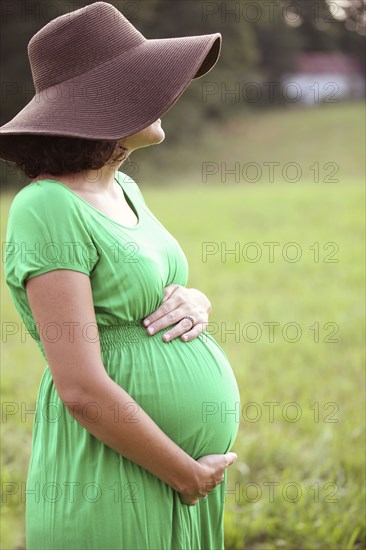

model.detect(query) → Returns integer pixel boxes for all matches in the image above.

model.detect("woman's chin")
[126,125,165,152]
[152,128,165,144]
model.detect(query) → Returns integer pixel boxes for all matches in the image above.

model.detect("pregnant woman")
[1,3,241,549]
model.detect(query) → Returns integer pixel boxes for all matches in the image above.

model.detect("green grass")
[1,102,365,549]
[131,101,365,187]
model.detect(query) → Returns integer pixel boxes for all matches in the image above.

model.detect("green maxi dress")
[4,170,241,550]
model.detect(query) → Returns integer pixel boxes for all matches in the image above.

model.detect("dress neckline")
[38,171,142,230]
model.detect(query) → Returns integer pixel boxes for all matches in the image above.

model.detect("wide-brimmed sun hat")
[0,1,222,162]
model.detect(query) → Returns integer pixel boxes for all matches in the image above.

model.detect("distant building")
[281,53,365,105]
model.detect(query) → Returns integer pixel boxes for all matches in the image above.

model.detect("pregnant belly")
[104,330,241,459]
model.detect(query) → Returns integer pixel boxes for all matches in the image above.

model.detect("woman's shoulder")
[9,179,79,214]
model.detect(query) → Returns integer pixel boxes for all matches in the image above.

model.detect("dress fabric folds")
[4,170,241,549]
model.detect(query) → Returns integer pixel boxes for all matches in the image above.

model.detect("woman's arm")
[25,269,199,495]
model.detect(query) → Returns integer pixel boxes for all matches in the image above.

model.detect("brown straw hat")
[0,1,222,162]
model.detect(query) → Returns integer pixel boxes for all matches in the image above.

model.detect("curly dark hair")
[4,134,128,179]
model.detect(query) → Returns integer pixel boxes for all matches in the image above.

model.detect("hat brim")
[0,33,221,162]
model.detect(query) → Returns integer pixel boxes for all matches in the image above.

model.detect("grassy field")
[1,102,365,549]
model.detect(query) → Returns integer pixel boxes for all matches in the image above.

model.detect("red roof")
[294,53,362,74]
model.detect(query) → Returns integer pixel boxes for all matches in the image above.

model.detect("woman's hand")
[143,284,212,342]
[178,452,238,506]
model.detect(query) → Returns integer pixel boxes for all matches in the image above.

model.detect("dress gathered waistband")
[33,319,179,360]
[97,320,177,351]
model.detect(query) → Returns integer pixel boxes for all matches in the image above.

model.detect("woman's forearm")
[62,374,199,494]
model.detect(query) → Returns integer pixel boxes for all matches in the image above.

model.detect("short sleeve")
[4,181,99,291]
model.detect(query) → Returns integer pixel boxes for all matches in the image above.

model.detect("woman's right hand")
[178,452,238,506]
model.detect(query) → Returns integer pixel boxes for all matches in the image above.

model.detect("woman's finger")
[161,284,180,303]
[179,321,206,342]
[144,308,191,336]
[161,317,202,342]
[143,286,182,327]
[225,452,238,466]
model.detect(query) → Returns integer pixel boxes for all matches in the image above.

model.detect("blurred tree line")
[0,0,364,157]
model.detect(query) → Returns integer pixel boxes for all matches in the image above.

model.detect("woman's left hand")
[143,284,212,342]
